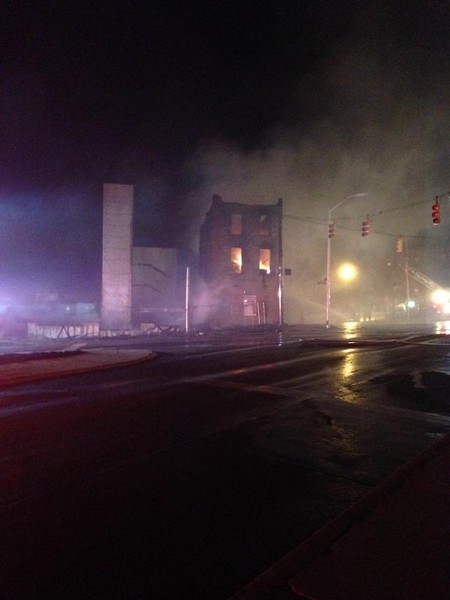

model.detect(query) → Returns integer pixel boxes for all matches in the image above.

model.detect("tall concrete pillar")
[101,183,134,330]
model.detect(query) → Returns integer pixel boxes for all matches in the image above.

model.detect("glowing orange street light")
[326,193,368,328]
[337,262,358,282]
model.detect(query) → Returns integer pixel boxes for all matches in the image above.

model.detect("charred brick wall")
[199,195,283,327]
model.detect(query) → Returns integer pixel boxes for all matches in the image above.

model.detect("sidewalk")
[231,433,450,599]
[0,347,156,388]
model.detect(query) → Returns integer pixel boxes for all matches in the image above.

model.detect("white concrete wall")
[132,247,177,312]
[101,183,134,329]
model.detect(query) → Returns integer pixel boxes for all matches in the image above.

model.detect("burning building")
[199,195,283,328]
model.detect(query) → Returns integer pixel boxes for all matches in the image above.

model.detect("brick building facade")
[199,195,283,327]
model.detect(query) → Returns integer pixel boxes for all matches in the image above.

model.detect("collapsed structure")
[101,187,284,331]
[1,185,285,337]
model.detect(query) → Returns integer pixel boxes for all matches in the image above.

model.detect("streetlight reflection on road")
[343,320,359,339]
[340,348,357,378]
[338,348,366,405]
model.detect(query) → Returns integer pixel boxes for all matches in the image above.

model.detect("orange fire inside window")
[259,248,271,273]
[231,247,242,273]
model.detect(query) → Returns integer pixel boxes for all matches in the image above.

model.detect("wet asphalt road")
[0,331,449,599]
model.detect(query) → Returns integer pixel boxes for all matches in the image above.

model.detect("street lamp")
[326,193,368,328]
[337,262,358,282]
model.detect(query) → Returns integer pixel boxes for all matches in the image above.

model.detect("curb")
[0,350,157,388]
[0,349,84,365]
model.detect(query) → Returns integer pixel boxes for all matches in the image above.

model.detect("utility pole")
[326,193,368,328]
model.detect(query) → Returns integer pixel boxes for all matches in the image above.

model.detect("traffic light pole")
[405,237,411,320]
[325,193,368,328]
[326,208,332,328]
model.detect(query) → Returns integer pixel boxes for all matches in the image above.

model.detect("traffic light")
[432,198,440,224]
[396,236,403,253]
[361,220,370,237]
[328,222,336,238]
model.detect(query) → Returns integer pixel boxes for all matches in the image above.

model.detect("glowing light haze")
[1,1,449,323]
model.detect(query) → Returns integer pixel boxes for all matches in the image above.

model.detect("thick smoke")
[181,3,450,323]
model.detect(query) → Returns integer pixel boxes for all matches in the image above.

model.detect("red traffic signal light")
[396,236,403,253]
[361,220,370,237]
[328,223,336,238]
[432,199,440,224]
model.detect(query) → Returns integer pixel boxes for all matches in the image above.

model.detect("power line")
[285,189,450,232]
[367,190,450,218]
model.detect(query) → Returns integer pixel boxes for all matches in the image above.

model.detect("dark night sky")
[1,1,450,305]
[1,1,354,186]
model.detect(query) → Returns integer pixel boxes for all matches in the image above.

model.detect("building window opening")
[259,214,270,235]
[231,213,242,235]
[231,247,242,273]
[259,248,271,274]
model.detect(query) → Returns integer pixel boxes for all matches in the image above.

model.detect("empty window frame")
[231,213,242,235]
[259,214,270,235]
